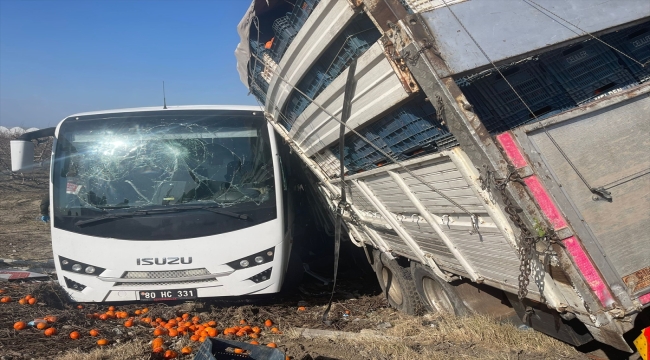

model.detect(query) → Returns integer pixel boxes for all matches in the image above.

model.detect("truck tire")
[372,251,422,315]
[410,261,469,316]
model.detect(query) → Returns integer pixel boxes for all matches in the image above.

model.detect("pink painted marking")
[496,132,528,168]
[640,292,650,305]
[563,236,615,307]
[523,176,568,229]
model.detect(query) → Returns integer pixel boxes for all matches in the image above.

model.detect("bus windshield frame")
[52,109,277,240]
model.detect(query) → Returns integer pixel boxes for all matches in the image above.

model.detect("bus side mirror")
[10,140,35,172]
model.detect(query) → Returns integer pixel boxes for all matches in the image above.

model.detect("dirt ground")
[0,134,588,360]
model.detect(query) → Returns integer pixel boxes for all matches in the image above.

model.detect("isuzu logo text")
[136,257,192,265]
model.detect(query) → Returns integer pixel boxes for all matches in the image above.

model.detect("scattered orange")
[168,328,179,337]
[36,322,48,330]
[18,298,27,305]
[13,321,27,330]
[252,326,261,334]
[152,337,164,352]
[99,314,109,321]
[182,313,190,320]
[141,307,149,313]
[153,328,166,336]
[267,342,277,348]
[163,349,178,359]
[250,340,260,345]
[271,327,281,334]
[344,310,351,315]
[239,319,247,325]
[250,333,259,339]
[141,317,152,323]
[207,328,217,337]
[207,320,217,327]
[298,306,306,311]
[28,298,37,305]
[69,331,80,340]
[167,319,177,326]
[190,334,200,342]
[108,306,115,311]
[44,327,57,336]
[89,329,99,337]
[1,296,12,303]
[264,319,273,327]
[234,348,244,354]
[199,330,208,337]
[124,320,134,328]
[175,316,182,322]
[44,315,57,323]
[76,304,84,309]
[134,309,142,315]
[105,310,116,318]
[192,316,201,323]
[24,295,33,300]
[181,346,192,355]
[97,338,109,346]
[0,289,4,294]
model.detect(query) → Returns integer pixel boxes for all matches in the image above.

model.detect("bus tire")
[373,251,422,315]
[411,261,469,316]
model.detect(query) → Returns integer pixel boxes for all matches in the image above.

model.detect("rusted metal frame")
[361,0,410,33]
[386,170,481,282]
[395,19,608,314]
[509,92,650,312]
[354,178,452,280]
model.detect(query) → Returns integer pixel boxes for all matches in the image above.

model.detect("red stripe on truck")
[522,176,568,230]
[496,132,528,168]
[564,236,615,307]
[640,292,650,305]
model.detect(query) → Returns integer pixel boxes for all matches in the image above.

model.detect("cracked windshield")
[52,111,276,240]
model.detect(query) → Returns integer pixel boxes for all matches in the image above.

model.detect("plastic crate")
[367,102,450,155]
[602,22,650,83]
[460,60,575,133]
[540,39,637,103]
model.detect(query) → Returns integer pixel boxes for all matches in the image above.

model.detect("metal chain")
[480,165,561,300]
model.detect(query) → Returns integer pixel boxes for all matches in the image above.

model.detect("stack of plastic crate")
[289,0,320,28]
[539,39,637,104]
[330,130,393,174]
[602,21,650,84]
[271,15,299,62]
[248,41,270,103]
[459,59,575,134]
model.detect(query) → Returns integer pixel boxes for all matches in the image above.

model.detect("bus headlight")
[59,256,105,276]
[227,247,275,270]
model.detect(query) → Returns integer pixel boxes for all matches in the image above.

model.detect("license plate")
[139,289,197,301]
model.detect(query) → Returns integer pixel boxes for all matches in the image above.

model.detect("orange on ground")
[69,331,80,340]
[207,320,217,327]
[99,314,109,321]
[298,306,306,311]
[249,333,259,339]
[192,316,201,323]
[182,313,190,320]
[141,317,151,323]
[89,329,99,337]
[36,322,48,330]
[199,330,208,337]
[239,319,247,325]
[152,337,164,352]
[267,342,277,348]
[190,334,200,342]
[168,328,179,337]
[108,306,115,311]
[264,319,273,327]
[252,326,261,334]
[142,307,149,313]
[153,328,166,336]
[134,309,142,315]
[164,349,178,359]
[24,295,33,300]
[18,298,27,305]
[97,339,109,346]
[13,321,27,330]
[124,320,134,327]
[44,328,57,336]
[0,296,11,303]
[181,346,192,355]
[105,311,116,318]
[44,315,57,323]
[175,316,182,322]
[234,348,244,354]
[167,319,177,326]
[199,336,207,342]
[207,328,217,337]
[271,327,281,334]
[250,340,260,345]
[77,304,84,309]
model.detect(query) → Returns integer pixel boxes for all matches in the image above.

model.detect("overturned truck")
[236,0,650,354]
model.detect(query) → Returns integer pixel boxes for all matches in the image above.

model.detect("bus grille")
[121,268,210,279]
[114,279,216,287]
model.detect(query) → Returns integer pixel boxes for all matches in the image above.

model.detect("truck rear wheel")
[372,251,422,315]
[411,262,469,316]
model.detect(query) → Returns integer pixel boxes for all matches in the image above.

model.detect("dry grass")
[60,340,149,360]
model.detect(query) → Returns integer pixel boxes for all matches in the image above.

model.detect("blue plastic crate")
[540,39,637,103]
[602,22,650,83]
[462,60,575,133]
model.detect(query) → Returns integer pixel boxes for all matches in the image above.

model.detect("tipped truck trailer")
[236,0,650,354]
[11,106,304,302]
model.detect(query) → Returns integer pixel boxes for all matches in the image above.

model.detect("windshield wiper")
[75,205,249,227]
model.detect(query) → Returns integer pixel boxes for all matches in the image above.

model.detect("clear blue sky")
[0,0,257,128]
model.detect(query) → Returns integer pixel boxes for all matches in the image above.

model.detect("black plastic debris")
[194,338,286,360]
